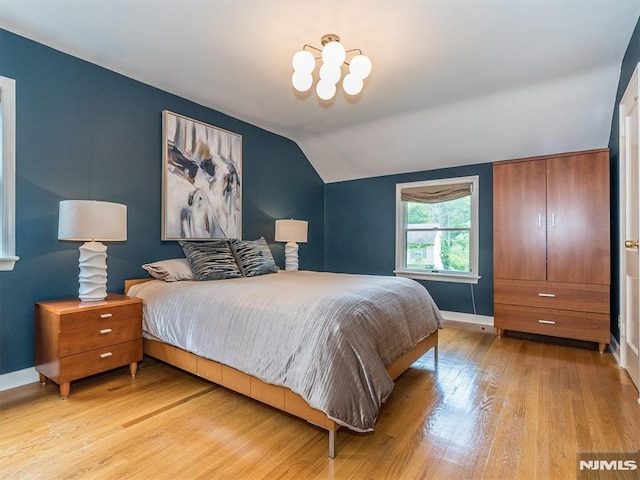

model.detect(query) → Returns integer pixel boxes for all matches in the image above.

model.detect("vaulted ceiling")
[1,1,638,183]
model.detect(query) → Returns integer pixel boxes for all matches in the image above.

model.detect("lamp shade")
[343,73,364,95]
[292,71,313,92]
[275,219,308,243]
[349,54,372,79]
[321,41,346,67]
[58,200,127,241]
[292,50,315,73]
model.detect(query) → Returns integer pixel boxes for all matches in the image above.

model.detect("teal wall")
[324,163,494,316]
[0,29,325,374]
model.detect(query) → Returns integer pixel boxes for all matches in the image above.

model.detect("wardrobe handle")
[551,213,556,227]
[537,214,542,227]
[538,293,556,298]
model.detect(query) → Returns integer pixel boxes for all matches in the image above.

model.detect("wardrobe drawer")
[494,304,610,343]
[494,279,609,314]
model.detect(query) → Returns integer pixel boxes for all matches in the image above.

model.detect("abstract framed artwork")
[162,111,242,240]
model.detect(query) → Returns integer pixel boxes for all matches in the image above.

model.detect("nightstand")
[35,293,143,399]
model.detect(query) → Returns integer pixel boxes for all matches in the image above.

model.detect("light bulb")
[319,63,341,85]
[292,50,315,73]
[316,80,336,100]
[292,71,313,92]
[342,73,364,96]
[349,54,372,79]
[321,41,346,67]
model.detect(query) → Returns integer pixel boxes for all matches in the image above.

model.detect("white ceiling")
[1,1,638,183]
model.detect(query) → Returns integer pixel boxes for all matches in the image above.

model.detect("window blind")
[400,182,472,204]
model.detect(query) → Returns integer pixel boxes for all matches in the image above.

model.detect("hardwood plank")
[1,326,639,479]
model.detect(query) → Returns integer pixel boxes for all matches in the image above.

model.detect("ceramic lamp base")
[284,241,300,271]
[78,241,108,302]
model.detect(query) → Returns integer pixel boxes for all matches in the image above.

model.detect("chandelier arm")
[343,49,365,67]
[301,46,365,64]
[303,44,323,54]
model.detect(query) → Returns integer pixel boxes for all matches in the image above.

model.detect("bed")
[126,269,443,457]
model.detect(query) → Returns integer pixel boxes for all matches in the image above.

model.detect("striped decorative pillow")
[179,240,242,281]
[230,237,278,277]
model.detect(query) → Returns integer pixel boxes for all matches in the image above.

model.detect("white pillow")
[142,258,194,282]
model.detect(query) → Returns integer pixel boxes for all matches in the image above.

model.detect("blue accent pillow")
[230,237,278,277]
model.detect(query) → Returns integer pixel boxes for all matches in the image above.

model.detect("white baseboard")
[0,367,39,392]
[609,333,621,365]
[441,310,494,327]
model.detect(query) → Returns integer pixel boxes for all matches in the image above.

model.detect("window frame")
[0,75,18,271]
[394,175,480,284]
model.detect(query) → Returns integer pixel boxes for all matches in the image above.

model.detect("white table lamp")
[275,219,308,271]
[58,200,127,302]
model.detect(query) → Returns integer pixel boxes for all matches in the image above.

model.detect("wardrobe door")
[493,160,547,280]
[546,152,610,284]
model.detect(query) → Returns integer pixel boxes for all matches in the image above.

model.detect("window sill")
[394,269,480,284]
[0,256,19,271]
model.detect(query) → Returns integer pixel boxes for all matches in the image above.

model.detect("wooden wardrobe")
[493,148,611,352]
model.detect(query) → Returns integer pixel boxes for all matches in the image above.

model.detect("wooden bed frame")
[125,278,438,458]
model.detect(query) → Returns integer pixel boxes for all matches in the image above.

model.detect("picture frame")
[162,110,242,240]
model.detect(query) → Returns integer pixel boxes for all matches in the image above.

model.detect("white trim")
[0,75,18,271]
[395,175,479,284]
[441,310,494,326]
[395,270,480,284]
[0,256,19,271]
[0,367,39,392]
[610,332,621,365]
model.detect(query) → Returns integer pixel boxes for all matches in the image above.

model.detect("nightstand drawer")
[494,279,609,313]
[59,339,142,382]
[494,304,609,343]
[59,317,142,356]
[59,303,142,331]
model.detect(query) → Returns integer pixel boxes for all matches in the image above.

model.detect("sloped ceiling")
[1,0,638,183]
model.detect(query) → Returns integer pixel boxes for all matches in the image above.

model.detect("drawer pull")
[538,293,556,298]
[100,313,113,319]
[100,352,113,359]
[538,320,556,325]
[99,328,112,335]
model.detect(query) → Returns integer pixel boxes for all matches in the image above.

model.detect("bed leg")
[434,343,439,370]
[328,429,336,458]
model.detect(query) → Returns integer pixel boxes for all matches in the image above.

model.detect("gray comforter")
[129,270,443,431]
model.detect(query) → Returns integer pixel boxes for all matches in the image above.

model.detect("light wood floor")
[1,325,639,479]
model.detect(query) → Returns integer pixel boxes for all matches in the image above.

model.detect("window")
[0,75,18,271]
[395,176,479,283]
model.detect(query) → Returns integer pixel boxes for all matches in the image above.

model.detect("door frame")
[618,61,640,403]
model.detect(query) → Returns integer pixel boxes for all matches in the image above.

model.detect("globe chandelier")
[292,34,372,101]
